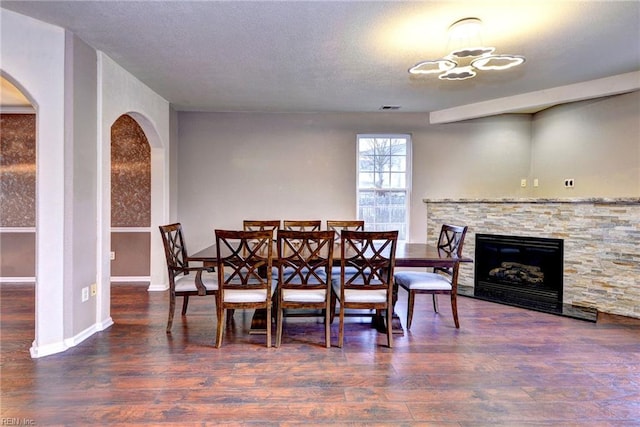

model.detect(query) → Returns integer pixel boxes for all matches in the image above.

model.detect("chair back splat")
[275,230,335,347]
[330,230,398,348]
[394,224,468,330]
[159,223,218,333]
[243,220,281,233]
[214,229,275,348]
[283,220,322,232]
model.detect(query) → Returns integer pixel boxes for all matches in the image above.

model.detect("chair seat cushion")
[175,272,218,292]
[394,271,452,291]
[331,281,387,303]
[223,288,269,303]
[223,279,276,303]
[282,288,327,302]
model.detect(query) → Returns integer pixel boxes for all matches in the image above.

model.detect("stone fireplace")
[424,198,640,320]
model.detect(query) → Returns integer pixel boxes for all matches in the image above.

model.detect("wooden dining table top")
[189,241,473,268]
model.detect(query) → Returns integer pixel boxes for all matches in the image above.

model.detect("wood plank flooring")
[1,283,639,426]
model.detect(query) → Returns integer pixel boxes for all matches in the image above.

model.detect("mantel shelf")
[423,198,640,205]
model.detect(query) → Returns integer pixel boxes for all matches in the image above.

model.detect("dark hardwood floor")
[1,283,639,426]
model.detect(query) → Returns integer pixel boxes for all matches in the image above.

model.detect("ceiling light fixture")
[408,18,525,81]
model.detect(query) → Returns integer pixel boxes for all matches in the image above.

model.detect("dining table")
[189,241,473,335]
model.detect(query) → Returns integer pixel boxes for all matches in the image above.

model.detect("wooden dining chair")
[283,220,322,231]
[394,224,468,329]
[159,223,218,333]
[214,229,275,348]
[243,220,280,257]
[275,230,335,347]
[330,230,398,348]
[326,220,364,238]
[326,220,365,279]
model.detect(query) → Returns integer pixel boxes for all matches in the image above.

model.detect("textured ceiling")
[2,1,639,114]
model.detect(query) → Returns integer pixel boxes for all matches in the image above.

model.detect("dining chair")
[330,230,398,348]
[326,220,364,238]
[243,220,280,257]
[394,224,468,329]
[159,223,218,333]
[283,220,322,231]
[326,220,365,279]
[275,230,335,347]
[214,229,275,348]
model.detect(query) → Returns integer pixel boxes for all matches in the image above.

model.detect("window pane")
[390,155,406,172]
[389,173,405,187]
[359,138,375,153]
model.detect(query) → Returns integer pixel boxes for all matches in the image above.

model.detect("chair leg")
[325,306,331,348]
[276,305,283,347]
[266,304,272,348]
[166,292,176,333]
[181,295,189,315]
[338,304,345,348]
[432,294,439,312]
[215,304,225,348]
[386,308,393,348]
[451,292,460,329]
[406,290,415,330]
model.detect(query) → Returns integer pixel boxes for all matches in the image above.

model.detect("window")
[357,134,411,240]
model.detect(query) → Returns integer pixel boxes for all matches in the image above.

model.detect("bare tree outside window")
[357,135,411,240]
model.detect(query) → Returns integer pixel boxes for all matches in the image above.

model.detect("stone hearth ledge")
[423,197,640,205]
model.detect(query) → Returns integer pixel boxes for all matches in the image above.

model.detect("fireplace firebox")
[474,234,564,313]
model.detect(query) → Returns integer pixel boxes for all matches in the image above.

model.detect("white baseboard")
[30,339,68,358]
[110,276,150,283]
[0,277,35,283]
[30,317,114,359]
[147,282,169,292]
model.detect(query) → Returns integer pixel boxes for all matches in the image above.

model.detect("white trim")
[29,317,114,358]
[148,282,169,292]
[63,324,100,348]
[111,227,151,233]
[0,277,35,283]
[97,316,114,331]
[30,339,68,359]
[0,106,35,114]
[0,227,36,233]
[110,275,150,283]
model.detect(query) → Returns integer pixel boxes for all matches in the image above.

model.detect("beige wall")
[177,91,638,252]
[176,112,533,251]
[531,91,640,198]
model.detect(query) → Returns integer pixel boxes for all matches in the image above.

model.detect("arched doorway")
[110,115,151,284]
[97,109,169,330]
[0,74,38,354]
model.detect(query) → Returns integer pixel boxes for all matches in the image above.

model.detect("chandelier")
[408,18,525,81]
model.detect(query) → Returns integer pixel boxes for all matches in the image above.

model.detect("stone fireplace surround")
[424,198,639,320]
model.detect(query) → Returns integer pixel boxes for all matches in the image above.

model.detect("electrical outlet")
[82,287,89,302]
[520,179,527,188]
[533,178,539,187]
[90,283,97,297]
[110,251,116,260]
[564,178,575,188]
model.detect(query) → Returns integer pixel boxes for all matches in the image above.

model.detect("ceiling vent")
[379,105,401,110]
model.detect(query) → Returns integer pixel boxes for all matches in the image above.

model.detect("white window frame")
[356,134,412,240]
